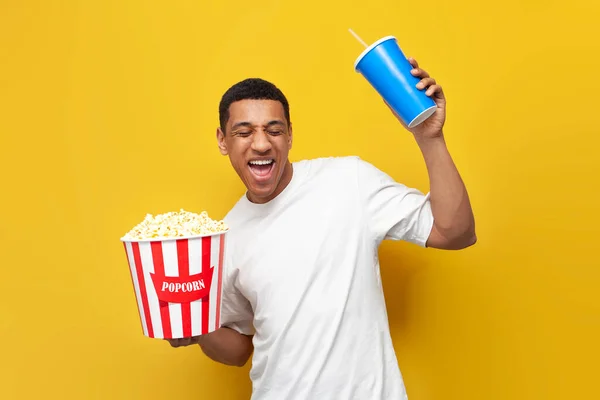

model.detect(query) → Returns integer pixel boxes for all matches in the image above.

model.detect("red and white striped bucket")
[121,231,227,339]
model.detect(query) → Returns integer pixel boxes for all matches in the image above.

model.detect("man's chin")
[245,183,278,204]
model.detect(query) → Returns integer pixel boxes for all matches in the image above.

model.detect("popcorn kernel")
[122,209,228,240]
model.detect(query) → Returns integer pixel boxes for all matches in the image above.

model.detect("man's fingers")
[410,67,430,79]
[416,77,436,90]
[425,84,444,98]
[407,57,419,69]
[166,336,201,348]
[167,338,186,348]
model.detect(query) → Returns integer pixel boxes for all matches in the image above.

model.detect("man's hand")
[164,327,254,367]
[385,57,447,140]
[166,336,203,348]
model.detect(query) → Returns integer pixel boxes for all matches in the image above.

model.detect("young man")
[168,58,477,399]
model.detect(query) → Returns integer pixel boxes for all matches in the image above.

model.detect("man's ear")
[216,127,228,155]
[287,123,293,150]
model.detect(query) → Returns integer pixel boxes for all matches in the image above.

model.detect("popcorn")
[122,209,228,240]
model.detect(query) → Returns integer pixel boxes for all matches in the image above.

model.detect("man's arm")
[389,57,476,250]
[167,327,253,367]
[198,327,253,367]
[417,135,477,250]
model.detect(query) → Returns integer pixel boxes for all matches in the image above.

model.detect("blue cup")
[354,36,437,128]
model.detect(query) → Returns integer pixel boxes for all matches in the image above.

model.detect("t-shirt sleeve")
[357,157,434,247]
[219,257,255,335]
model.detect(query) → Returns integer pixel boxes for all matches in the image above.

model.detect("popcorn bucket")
[121,231,227,339]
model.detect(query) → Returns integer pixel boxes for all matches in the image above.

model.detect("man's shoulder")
[222,194,247,225]
[298,156,389,186]
[297,155,361,165]
[294,155,362,175]
[301,156,407,197]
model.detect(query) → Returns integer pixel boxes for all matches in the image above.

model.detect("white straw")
[348,28,368,48]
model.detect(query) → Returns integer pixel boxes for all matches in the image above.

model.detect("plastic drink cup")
[354,36,437,128]
[121,231,227,339]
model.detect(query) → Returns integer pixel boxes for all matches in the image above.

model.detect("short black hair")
[218,78,290,132]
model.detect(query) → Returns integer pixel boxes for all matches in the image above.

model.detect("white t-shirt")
[220,156,434,400]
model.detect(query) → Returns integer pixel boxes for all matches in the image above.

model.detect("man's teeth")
[249,160,274,166]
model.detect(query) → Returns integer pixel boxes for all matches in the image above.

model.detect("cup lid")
[354,35,397,71]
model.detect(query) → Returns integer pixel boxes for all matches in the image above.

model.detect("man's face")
[217,99,293,204]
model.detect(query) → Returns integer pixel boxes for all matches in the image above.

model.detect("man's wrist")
[414,132,447,153]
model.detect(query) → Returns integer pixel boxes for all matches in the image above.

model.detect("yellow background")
[1,0,599,399]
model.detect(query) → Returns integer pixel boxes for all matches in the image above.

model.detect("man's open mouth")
[248,159,275,180]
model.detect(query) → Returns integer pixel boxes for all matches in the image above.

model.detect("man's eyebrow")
[231,121,253,130]
[231,120,286,130]
[265,120,286,127]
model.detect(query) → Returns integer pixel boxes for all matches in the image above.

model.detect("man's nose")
[251,130,272,153]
